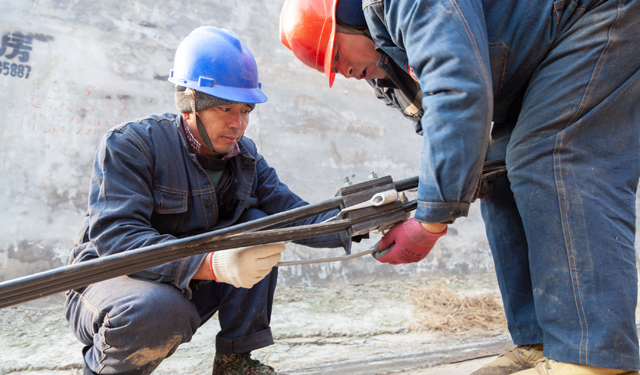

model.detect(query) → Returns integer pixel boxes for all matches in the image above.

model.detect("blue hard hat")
[169,26,267,103]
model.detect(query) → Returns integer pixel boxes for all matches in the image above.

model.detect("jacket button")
[203,197,213,206]
[452,209,462,216]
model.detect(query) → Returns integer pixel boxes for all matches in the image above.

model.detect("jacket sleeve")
[365,0,493,223]
[252,151,349,250]
[86,125,204,295]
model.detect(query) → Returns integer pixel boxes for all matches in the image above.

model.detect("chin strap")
[186,88,218,154]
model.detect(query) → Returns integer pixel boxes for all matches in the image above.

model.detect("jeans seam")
[554,96,589,365]
[97,314,113,373]
[564,0,621,129]
[175,258,187,290]
[553,1,563,26]
[194,162,211,230]
[448,0,489,84]
[489,42,509,93]
[77,292,103,318]
[553,0,624,364]
[119,127,152,164]
[76,291,109,373]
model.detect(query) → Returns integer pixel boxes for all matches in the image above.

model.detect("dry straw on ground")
[408,281,507,334]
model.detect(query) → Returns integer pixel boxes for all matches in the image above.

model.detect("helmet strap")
[186,88,218,154]
[196,115,218,154]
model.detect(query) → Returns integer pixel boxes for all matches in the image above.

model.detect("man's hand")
[211,243,286,288]
[373,219,447,264]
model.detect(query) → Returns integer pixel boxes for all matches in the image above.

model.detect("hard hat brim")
[324,17,337,88]
[169,76,268,104]
[279,0,338,88]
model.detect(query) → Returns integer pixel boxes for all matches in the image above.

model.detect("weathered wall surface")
[0,1,637,291]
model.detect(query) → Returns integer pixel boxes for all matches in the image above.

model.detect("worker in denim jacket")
[280,0,640,373]
[66,26,349,375]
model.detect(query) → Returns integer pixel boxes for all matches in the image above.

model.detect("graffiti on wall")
[1,29,135,136]
[28,79,130,135]
[0,32,32,79]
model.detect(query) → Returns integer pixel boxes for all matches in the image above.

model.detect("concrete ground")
[4,271,638,375]
[0,272,515,375]
[397,357,496,375]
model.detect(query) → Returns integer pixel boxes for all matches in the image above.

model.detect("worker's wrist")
[420,222,447,234]
[208,252,218,282]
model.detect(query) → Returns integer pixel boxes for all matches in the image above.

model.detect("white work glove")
[211,243,285,289]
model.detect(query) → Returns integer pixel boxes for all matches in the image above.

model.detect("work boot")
[471,344,544,375]
[513,358,640,375]
[212,352,277,375]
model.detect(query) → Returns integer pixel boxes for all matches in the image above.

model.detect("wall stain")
[32,33,54,42]
[138,21,157,28]
[7,241,52,262]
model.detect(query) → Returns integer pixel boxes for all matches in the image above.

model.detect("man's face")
[332,32,387,81]
[186,103,252,158]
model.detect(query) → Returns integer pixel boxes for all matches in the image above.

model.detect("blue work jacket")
[69,113,345,297]
[363,0,601,223]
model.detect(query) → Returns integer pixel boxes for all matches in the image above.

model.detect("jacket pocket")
[488,42,509,95]
[152,188,188,235]
[153,188,188,214]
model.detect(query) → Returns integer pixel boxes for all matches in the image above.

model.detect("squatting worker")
[65,26,351,375]
[280,0,640,374]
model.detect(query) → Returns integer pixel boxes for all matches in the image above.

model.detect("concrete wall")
[0,1,637,290]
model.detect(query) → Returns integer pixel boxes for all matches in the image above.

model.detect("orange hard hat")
[280,0,338,87]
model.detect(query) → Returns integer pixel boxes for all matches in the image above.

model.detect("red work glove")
[373,218,447,264]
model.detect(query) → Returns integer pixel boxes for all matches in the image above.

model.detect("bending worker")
[66,26,349,375]
[280,0,640,374]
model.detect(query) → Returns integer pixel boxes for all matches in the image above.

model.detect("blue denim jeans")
[65,209,279,375]
[482,0,640,370]
[65,270,277,375]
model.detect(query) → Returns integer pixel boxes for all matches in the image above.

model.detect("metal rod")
[0,198,343,308]
[276,249,376,266]
[0,221,345,309]
[0,201,414,309]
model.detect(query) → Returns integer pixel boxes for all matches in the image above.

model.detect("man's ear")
[182,112,191,121]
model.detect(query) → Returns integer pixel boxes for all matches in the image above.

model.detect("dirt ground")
[0,272,517,375]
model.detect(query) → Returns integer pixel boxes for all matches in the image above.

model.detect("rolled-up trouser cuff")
[215,327,274,354]
[82,346,98,375]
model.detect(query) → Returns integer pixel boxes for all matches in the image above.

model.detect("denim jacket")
[363,0,602,223]
[69,113,346,298]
